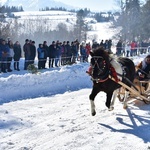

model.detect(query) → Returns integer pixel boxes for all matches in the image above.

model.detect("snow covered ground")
[0,54,150,150]
[1,9,150,150]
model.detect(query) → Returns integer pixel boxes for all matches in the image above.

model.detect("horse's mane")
[90,46,112,63]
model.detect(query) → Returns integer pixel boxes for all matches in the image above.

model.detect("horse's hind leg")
[123,90,129,109]
[89,87,99,116]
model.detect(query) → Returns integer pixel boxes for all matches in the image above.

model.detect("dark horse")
[88,47,135,116]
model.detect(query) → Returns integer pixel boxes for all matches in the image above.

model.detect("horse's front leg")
[90,100,96,116]
[109,89,119,111]
[89,86,99,116]
[105,92,113,110]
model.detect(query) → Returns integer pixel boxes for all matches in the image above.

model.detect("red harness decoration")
[86,65,119,83]
[110,65,119,82]
[86,66,92,76]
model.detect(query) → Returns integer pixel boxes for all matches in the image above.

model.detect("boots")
[14,62,17,70]
[14,62,20,71]
[17,62,20,71]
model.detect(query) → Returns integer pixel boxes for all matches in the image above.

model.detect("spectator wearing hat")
[23,39,31,70]
[136,55,150,80]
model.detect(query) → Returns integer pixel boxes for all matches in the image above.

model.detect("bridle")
[91,56,104,74]
[91,56,110,82]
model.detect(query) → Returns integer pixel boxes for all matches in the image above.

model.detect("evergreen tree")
[140,0,150,39]
[75,9,87,42]
[113,0,141,41]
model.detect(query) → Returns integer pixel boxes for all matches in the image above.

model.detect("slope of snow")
[0,55,150,150]
[0,61,91,104]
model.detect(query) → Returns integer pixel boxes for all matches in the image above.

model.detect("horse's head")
[90,47,110,81]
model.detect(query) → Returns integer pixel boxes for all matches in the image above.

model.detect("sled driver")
[136,55,150,80]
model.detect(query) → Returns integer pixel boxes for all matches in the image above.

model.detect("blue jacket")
[37,47,44,59]
[0,43,9,58]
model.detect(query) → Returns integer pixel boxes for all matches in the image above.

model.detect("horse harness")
[90,56,127,83]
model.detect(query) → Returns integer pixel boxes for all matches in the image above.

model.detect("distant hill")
[1,0,77,11]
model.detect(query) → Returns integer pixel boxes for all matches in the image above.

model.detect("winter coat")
[55,44,61,57]
[30,45,36,60]
[116,41,122,55]
[71,45,77,55]
[23,43,31,58]
[66,44,72,56]
[137,58,150,78]
[80,47,87,56]
[0,43,9,58]
[37,47,44,59]
[43,44,48,58]
[49,44,56,58]
[7,48,14,57]
[13,43,22,61]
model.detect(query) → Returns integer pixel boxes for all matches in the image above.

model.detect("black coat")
[30,45,36,60]
[49,44,56,58]
[13,44,22,61]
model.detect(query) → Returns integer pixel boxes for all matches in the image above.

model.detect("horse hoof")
[123,105,128,109]
[108,106,114,111]
[91,111,96,116]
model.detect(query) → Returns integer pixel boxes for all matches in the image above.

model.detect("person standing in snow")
[116,39,122,56]
[37,44,45,69]
[7,40,14,72]
[13,41,22,71]
[48,41,56,68]
[30,41,36,65]
[23,39,31,70]
[0,39,9,73]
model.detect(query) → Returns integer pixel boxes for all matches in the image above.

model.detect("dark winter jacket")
[13,43,22,61]
[49,44,56,58]
[0,43,9,58]
[30,44,36,60]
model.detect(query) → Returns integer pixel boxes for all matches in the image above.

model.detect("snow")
[0,54,150,150]
[1,9,150,150]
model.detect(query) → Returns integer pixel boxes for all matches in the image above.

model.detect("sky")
[57,0,119,11]
[0,0,146,12]
[57,0,146,11]
[0,10,150,150]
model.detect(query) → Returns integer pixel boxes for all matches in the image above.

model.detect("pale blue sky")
[57,0,145,11]
[57,0,121,11]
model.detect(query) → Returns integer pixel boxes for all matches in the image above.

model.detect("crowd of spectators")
[0,38,92,73]
[116,40,150,57]
[1,37,150,74]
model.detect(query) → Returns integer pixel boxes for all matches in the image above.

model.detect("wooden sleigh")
[109,76,150,104]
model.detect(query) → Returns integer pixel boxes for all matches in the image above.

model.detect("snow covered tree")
[113,0,141,41]
[75,9,88,42]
